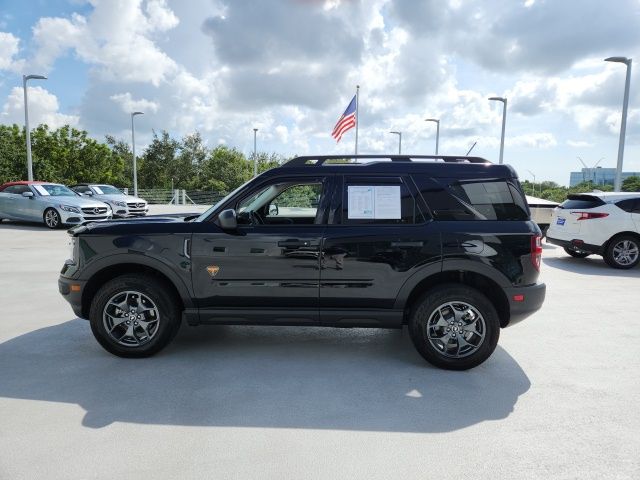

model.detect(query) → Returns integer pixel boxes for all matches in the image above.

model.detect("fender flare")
[393,259,511,309]
[79,253,195,309]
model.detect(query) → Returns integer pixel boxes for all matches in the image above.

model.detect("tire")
[408,284,500,370]
[43,208,61,229]
[603,235,640,269]
[563,247,590,258]
[89,274,182,357]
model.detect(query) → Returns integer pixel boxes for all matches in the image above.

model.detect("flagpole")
[355,85,359,155]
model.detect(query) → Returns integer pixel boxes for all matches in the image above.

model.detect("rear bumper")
[546,236,603,255]
[504,282,546,326]
[58,275,87,319]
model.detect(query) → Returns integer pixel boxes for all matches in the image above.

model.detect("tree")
[622,176,640,192]
[178,132,208,189]
[0,124,26,182]
[137,130,181,189]
[200,146,251,192]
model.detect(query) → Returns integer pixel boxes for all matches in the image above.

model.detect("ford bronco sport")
[59,155,546,370]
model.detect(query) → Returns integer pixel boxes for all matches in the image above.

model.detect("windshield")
[33,184,77,197]
[195,178,255,222]
[94,185,122,195]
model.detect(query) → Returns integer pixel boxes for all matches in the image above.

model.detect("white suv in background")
[547,192,640,269]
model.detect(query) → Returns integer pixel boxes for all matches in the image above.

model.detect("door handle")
[391,241,423,247]
[278,239,310,248]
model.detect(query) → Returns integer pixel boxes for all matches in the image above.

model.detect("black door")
[319,175,441,326]
[191,175,331,324]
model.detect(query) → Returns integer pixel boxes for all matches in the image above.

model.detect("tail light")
[572,211,609,220]
[531,235,542,271]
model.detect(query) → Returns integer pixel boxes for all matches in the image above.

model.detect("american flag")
[331,95,357,142]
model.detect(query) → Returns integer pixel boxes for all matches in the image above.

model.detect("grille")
[81,207,108,215]
[127,202,146,209]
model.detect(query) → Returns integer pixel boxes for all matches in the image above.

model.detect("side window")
[74,186,90,194]
[341,176,421,225]
[4,185,28,195]
[616,199,640,213]
[414,175,528,221]
[236,179,325,226]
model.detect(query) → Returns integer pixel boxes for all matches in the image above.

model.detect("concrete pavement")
[0,211,638,479]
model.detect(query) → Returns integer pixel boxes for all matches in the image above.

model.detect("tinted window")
[616,199,636,213]
[341,176,422,225]
[3,185,29,195]
[559,195,605,210]
[414,176,528,221]
[236,179,325,226]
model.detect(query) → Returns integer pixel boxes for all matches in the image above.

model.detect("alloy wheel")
[612,240,639,266]
[426,301,486,358]
[45,209,60,228]
[102,290,160,347]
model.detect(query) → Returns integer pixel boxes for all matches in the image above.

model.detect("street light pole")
[424,118,440,155]
[489,96,507,164]
[390,131,402,154]
[526,169,536,197]
[23,74,47,181]
[253,128,258,177]
[131,111,144,197]
[605,56,632,192]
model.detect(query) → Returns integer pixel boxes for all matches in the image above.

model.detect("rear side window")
[559,195,605,210]
[616,199,640,213]
[414,176,529,221]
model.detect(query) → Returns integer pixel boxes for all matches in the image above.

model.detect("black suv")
[59,155,545,370]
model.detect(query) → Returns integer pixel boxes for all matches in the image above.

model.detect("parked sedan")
[0,181,112,229]
[71,184,148,217]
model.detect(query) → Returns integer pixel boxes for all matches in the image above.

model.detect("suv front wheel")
[89,274,182,357]
[409,284,500,370]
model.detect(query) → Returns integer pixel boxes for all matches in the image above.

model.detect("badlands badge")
[206,265,220,277]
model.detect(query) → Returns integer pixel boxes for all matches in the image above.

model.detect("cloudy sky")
[1,0,640,185]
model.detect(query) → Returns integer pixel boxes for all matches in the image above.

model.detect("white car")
[71,184,149,217]
[547,192,640,269]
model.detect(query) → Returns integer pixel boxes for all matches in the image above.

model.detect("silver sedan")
[0,182,112,229]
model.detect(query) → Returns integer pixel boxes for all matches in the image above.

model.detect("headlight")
[60,204,81,213]
[112,200,127,207]
[68,237,78,262]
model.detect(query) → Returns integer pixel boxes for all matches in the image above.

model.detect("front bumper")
[504,282,546,326]
[58,273,87,319]
[60,209,112,226]
[546,236,603,255]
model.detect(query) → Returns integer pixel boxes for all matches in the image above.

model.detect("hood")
[41,195,109,209]
[69,213,205,236]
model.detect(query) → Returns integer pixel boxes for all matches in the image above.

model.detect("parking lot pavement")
[0,215,638,480]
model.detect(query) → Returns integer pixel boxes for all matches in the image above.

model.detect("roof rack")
[282,154,491,168]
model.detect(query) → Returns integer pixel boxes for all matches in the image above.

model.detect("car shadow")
[0,220,52,231]
[0,320,530,432]
[543,255,640,277]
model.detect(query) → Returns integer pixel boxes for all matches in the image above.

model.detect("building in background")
[569,167,640,187]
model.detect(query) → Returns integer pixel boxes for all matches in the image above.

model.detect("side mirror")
[218,209,238,231]
[22,192,34,198]
[86,191,93,195]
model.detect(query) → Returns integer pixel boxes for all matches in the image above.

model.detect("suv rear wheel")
[563,247,590,258]
[409,284,500,370]
[89,274,181,357]
[604,235,640,269]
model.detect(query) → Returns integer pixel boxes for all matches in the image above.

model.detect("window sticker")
[373,185,401,219]
[348,186,374,218]
[348,185,401,219]
[33,185,50,196]
[92,186,104,195]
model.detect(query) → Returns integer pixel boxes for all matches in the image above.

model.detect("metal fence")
[119,188,228,205]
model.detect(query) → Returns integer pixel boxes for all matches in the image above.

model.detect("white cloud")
[110,92,159,114]
[1,86,79,129]
[0,31,24,72]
